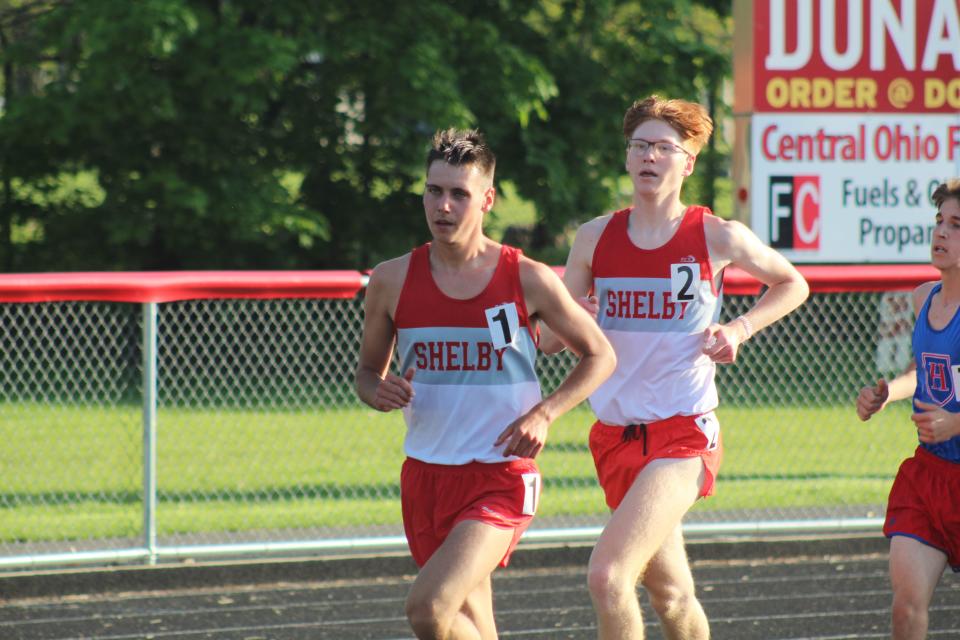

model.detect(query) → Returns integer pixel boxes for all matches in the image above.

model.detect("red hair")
[622,95,713,154]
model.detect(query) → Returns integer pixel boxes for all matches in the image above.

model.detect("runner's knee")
[405,592,449,638]
[587,560,638,606]
[646,580,696,620]
[891,592,928,635]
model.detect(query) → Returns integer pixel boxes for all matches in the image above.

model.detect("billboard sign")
[739,0,960,263]
[754,0,960,113]
[752,113,960,262]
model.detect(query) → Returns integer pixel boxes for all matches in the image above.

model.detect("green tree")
[287,1,561,268]
[491,1,732,262]
[0,0,731,271]
[1,1,331,270]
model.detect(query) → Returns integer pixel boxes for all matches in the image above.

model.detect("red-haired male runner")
[541,96,809,639]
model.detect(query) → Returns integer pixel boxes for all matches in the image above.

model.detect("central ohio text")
[762,124,960,162]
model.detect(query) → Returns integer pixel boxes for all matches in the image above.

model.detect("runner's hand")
[577,295,600,319]
[912,399,960,443]
[494,406,549,459]
[856,379,888,421]
[373,368,415,411]
[701,323,742,364]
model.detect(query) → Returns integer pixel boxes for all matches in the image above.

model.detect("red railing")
[0,264,939,303]
[0,271,366,303]
[722,264,939,295]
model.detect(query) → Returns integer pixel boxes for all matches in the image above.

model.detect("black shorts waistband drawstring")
[621,423,648,455]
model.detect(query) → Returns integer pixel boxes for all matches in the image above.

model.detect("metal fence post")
[142,302,159,565]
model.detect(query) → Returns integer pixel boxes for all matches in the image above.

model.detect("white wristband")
[736,315,753,340]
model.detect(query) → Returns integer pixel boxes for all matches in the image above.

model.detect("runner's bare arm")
[539,217,608,354]
[355,258,415,411]
[857,281,930,420]
[495,259,615,458]
[701,217,809,363]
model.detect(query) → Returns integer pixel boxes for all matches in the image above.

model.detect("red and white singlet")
[589,206,722,424]
[394,243,542,464]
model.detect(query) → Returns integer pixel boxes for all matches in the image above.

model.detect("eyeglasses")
[626,138,692,158]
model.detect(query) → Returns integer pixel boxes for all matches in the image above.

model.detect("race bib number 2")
[670,263,700,302]
[485,302,520,349]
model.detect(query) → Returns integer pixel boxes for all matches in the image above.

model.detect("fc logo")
[769,176,820,250]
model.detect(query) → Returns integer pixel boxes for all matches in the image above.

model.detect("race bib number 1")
[485,302,520,350]
[521,472,541,515]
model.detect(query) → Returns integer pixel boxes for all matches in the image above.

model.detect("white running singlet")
[588,206,722,424]
[394,243,542,464]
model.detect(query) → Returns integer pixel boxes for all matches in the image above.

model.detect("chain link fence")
[0,268,934,569]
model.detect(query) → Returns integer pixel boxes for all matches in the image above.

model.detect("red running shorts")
[884,446,960,572]
[589,412,723,511]
[400,457,540,568]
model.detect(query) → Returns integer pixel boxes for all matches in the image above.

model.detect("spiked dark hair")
[426,128,496,178]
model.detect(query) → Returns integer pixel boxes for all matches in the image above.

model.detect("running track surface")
[1,535,958,639]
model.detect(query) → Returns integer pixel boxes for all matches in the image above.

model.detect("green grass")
[0,401,916,543]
